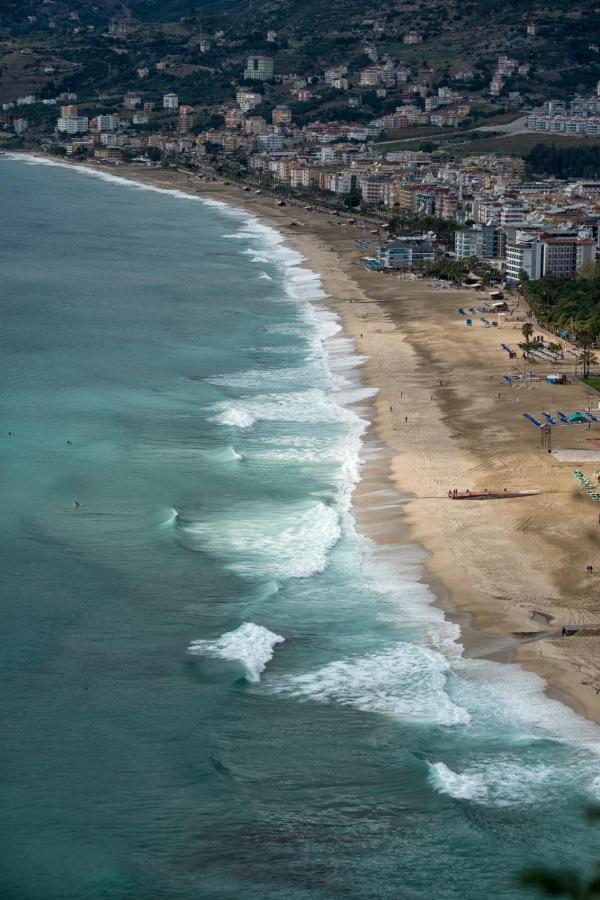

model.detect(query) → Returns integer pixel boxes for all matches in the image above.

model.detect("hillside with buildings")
[1,0,599,306]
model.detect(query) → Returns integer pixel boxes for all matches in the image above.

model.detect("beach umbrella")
[569,412,586,423]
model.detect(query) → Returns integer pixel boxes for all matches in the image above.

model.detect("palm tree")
[521,322,534,356]
[577,349,598,380]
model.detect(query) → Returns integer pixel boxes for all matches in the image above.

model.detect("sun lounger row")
[480,317,491,327]
[574,470,600,501]
[523,410,599,428]
[523,413,543,428]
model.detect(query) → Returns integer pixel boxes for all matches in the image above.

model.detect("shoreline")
[9,152,600,725]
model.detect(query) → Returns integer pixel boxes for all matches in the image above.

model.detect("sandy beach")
[25,156,600,723]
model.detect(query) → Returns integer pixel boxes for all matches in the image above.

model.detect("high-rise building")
[455,224,503,260]
[505,233,596,281]
[178,105,194,132]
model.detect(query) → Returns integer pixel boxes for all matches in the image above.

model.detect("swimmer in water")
[73,500,80,508]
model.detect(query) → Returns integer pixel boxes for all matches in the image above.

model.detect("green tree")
[146,146,162,162]
[522,322,534,355]
[578,261,600,280]
[577,349,598,380]
[343,189,362,209]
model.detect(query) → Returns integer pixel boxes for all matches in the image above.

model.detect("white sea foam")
[7,153,211,204]
[453,657,600,750]
[208,365,323,391]
[428,762,487,802]
[270,643,471,727]
[208,446,243,462]
[211,388,357,429]
[428,759,563,807]
[160,508,179,529]
[264,324,304,337]
[188,622,284,683]
[177,500,341,579]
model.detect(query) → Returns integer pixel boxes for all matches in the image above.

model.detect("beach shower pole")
[541,424,551,452]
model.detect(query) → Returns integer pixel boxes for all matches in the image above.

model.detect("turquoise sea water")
[1,154,600,900]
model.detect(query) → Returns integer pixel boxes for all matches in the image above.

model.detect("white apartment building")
[94,114,120,132]
[163,93,179,110]
[56,116,89,134]
[290,167,312,189]
[505,242,539,281]
[259,132,285,150]
[500,205,527,227]
[506,234,596,281]
[359,67,381,86]
[360,176,389,204]
[455,229,483,259]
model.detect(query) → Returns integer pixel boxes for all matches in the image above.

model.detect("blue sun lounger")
[543,412,557,426]
[558,411,571,425]
[584,411,599,423]
[523,413,543,428]
[458,308,465,315]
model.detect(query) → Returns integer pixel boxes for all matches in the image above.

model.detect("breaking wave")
[188,623,284,683]
[269,643,471,727]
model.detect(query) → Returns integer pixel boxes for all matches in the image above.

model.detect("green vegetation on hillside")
[522,273,600,337]
[525,143,600,179]
[2,0,600,112]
